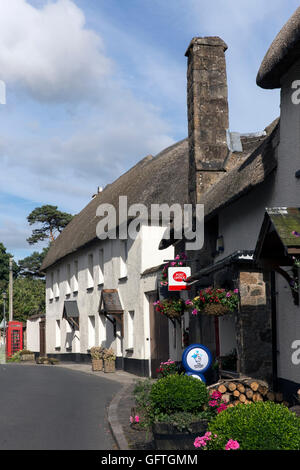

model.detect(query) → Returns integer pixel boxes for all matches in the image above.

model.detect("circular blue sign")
[185,372,206,383]
[182,343,212,374]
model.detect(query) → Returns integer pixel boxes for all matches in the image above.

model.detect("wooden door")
[148,293,169,377]
[39,319,46,356]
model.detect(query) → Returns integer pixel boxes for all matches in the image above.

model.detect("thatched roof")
[257,7,300,89]
[202,119,279,217]
[41,116,278,271]
[41,139,190,270]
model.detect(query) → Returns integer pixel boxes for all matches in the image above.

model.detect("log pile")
[208,378,289,407]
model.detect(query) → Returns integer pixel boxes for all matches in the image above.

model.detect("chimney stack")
[185,37,229,204]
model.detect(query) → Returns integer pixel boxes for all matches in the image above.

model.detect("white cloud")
[0,0,112,102]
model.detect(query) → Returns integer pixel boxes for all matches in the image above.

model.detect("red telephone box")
[6,321,23,358]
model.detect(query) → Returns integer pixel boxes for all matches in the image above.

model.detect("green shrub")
[149,373,209,415]
[208,401,300,450]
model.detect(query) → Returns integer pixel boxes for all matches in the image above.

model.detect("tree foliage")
[0,242,19,292]
[27,205,73,245]
[18,246,50,278]
[6,277,45,323]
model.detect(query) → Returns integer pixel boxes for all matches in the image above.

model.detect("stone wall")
[185,37,229,205]
[237,270,273,383]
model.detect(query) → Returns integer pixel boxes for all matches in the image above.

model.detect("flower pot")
[152,420,208,450]
[92,358,103,371]
[20,354,35,362]
[104,359,115,373]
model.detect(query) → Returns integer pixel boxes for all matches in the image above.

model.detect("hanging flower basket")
[159,253,188,289]
[201,303,231,317]
[153,298,185,320]
[185,287,239,317]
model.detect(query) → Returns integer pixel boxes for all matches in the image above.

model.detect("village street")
[0,364,119,450]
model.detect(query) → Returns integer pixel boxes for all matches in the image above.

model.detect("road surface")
[0,363,120,450]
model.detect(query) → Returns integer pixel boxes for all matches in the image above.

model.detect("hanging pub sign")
[168,266,191,291]
[182,343,212,381]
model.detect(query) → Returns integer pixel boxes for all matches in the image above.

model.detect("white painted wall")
[26,317,41,352]
[44,224,174,372]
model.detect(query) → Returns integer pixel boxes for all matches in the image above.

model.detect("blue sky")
[0,0,299,260]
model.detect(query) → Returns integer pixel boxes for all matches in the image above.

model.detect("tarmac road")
[0,363,119,450]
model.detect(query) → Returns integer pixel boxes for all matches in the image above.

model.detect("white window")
[55,320,61,348]
[65,320,73,350]
[98,249,104,285]
[88,315,96,349]
[87,254,94,289]
[54,269,60,298]
[120,240,128,278]
[66,264,71,295]
[49,272,54,300]
[73,260,78,292]
[127,311,134,349]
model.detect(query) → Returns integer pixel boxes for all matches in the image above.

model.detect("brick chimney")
[185,37,229,205]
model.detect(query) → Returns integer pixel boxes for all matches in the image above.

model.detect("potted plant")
[133,373,220,450]
[19,349,35,362]
[153,298,185,321]
[90,346,104,371]
[103,348,116,373]
[185,287,239,317]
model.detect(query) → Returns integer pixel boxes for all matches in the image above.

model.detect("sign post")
[168,266,191,291]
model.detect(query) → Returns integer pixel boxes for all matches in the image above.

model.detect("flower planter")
[152,420,208,450]
[104,360,115,373]
[202,304,231,316]
[92,358,103,371]
[20,353,35,362]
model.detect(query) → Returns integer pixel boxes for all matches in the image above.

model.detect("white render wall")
[26,317,41,352]
[45,224,174,369]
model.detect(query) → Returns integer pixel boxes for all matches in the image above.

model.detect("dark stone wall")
[237,270,273,383]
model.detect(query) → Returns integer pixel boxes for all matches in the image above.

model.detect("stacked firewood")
[208,378,289,407]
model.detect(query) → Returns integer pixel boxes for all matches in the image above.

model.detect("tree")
[8,277,45,323]
[27,205,73,245]
[18,246,49,279]
[0,242,19,293]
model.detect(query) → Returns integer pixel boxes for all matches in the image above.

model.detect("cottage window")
[55,320,61,348]
[98,249,104,285]
[87,254,94,289]
[120,241,128,279]
[66,263,71,295]
[127,310,134,350]
[54,269,60,298]
[88,315,96,349]
[73,260,78,292]
[49,271,54,300]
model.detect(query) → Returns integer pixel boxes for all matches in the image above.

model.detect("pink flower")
[234,289,239,294]
[211,391,222,400]
[225,439,240,450]
[185,300,193,305]
[135,415,140,423]
[192,309,198,316]
[217,403,227,413]
[226,292,231,298]
[130,416,134,424]
[209,400,218,407]
[292,231,300,237]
